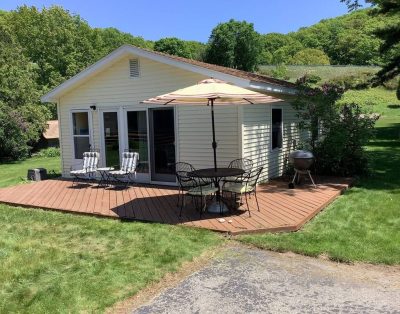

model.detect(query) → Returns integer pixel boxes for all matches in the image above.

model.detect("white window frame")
[70,109,93,161]
[270,106,283,152]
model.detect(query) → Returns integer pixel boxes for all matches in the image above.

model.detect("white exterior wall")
[57,55,240,178]
[242,102,306,182]
[177,105,240,169]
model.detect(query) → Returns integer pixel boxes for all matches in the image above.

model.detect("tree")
[5,6,99,89]
[96,27,151,57]
[205,19,262,71]
[274,42,303,65]
[261,33,293,54]
[185,41,207,61]
[290,48,330,65]
[154,37,191,58]
[0,24,50,159]
[341,0,400,98]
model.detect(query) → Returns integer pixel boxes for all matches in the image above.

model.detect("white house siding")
[59,56,209,176]
[176,105,240,170]
[242,101,305,182]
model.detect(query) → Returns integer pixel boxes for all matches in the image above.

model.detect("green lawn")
[0,155,222,312]
[0,156,61,188]
[238,88,400,265]
[0,204,221,313]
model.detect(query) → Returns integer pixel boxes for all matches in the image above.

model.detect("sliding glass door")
[149,108,176,182]
[98,107,175,183]
[126,110,149,179]
[101,111,121,167]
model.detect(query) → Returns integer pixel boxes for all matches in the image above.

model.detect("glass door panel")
[127,111,149,173]
[150,108,176,182]
[103,112,120,167]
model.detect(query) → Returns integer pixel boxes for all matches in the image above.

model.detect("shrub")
[292,80,377,176]
[271,64,289,80]
[383,76,399,91]
[313,104,377,176]
[0,104,30,160]
[290,48,330,65]
[329,71,375,89]
[33,147,60,158]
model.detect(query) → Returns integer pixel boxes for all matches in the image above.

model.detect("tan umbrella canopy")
[142,78,283,170]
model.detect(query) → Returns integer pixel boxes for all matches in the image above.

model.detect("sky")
[0,0,369,42]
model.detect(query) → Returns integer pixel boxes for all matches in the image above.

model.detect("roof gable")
[41,45,296,103]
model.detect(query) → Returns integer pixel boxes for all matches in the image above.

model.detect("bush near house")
[292,80,377,176]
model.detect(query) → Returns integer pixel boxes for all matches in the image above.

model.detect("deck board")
[0,177,352,235]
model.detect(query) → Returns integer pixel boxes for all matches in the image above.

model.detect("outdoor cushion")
[120,152,139,172]
[223,183,254,194]
[187,185,218,196]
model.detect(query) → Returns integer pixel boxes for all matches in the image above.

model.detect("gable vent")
[129,59,140,78]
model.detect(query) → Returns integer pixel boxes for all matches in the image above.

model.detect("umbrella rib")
[243,98,254,104]
[163,99,175,105]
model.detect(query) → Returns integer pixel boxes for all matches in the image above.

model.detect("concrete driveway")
[133,246,400,314]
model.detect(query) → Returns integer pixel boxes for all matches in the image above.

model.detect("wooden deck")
[0,178,351,235]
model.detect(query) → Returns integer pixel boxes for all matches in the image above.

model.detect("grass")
[238,88,400,265]
[338,86,400,116]
[259,65,380,83]
[0,156,61,188]
[0,204,221,313]
[0,154,222,312]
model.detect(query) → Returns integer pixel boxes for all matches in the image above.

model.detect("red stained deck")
[0,178,351,235]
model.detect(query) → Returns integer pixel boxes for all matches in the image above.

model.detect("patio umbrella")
[142,78,283,171]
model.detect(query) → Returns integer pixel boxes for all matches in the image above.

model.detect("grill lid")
[289,150,314,159]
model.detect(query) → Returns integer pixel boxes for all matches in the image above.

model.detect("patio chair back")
[82,152,99,172]
[121,152,139,173]
[228,158,253,174]
[175,162,196,189]
[245,166,264,189]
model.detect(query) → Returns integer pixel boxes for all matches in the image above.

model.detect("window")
[271,108,283,150]
[72,112,90,159]
[129,59,140,78]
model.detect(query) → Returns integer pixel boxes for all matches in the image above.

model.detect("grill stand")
[291,169,316,188]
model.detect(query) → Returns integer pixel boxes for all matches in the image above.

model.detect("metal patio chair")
[175,163,217,218]
[175,162,196,207]
[223,158,254,187]
[70,151,100,186]
[109,152,139,187]
[222,166,263,216]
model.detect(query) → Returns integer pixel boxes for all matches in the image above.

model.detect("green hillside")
[260,9,395,66]
[259,65,381,83]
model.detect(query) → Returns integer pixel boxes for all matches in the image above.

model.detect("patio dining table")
[188,167,244,214]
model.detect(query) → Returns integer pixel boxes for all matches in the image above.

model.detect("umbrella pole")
[210,98,217,171]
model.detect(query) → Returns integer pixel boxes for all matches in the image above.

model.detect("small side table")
[97,167,114,187]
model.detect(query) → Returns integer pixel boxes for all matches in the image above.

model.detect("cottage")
[38,120,60,148]
[41,45,305,185]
